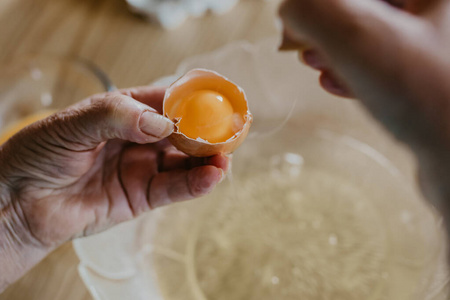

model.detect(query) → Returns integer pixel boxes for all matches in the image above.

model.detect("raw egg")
[163,69,252,157]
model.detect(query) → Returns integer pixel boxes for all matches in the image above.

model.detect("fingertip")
[207,154,231,173]
[188,165,223,197]
[302,49,328,70]
[319,71,354,98]
[139,111,174,140]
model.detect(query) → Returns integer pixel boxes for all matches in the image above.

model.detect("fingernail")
[139,110,174,138]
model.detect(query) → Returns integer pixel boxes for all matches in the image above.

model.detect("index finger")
[119,86,167,113]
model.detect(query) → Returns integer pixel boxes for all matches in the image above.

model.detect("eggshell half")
[163,69,252,157]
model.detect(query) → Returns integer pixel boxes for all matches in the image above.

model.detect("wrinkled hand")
[0,86,229,290]
[280,0,450,226]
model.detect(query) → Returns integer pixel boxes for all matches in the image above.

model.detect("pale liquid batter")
[148,165,439,300]
[190,169,386,300]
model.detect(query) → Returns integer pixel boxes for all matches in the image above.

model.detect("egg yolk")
[173,90,237,143]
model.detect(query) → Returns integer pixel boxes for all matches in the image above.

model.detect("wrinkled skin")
[0,86,229,290]
[280,0,450,228]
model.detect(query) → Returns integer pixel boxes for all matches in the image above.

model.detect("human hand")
[0,86,229,290]
[279,0,450,227]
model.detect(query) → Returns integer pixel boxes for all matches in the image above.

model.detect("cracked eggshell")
[163,69,252,157]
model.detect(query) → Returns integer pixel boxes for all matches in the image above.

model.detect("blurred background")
[0,0,280,299]
[0,0,279,88]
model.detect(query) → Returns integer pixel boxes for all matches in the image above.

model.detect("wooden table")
[0,0,279,299]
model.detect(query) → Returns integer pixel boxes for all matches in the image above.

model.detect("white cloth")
[126,0,241,29]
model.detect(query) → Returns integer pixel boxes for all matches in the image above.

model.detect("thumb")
[39,92,174,151]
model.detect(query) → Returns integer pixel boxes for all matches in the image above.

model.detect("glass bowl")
[73,39,449,300]
[0,54,114,131]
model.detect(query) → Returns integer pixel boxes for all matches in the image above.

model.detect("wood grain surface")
[0,0,279,299]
